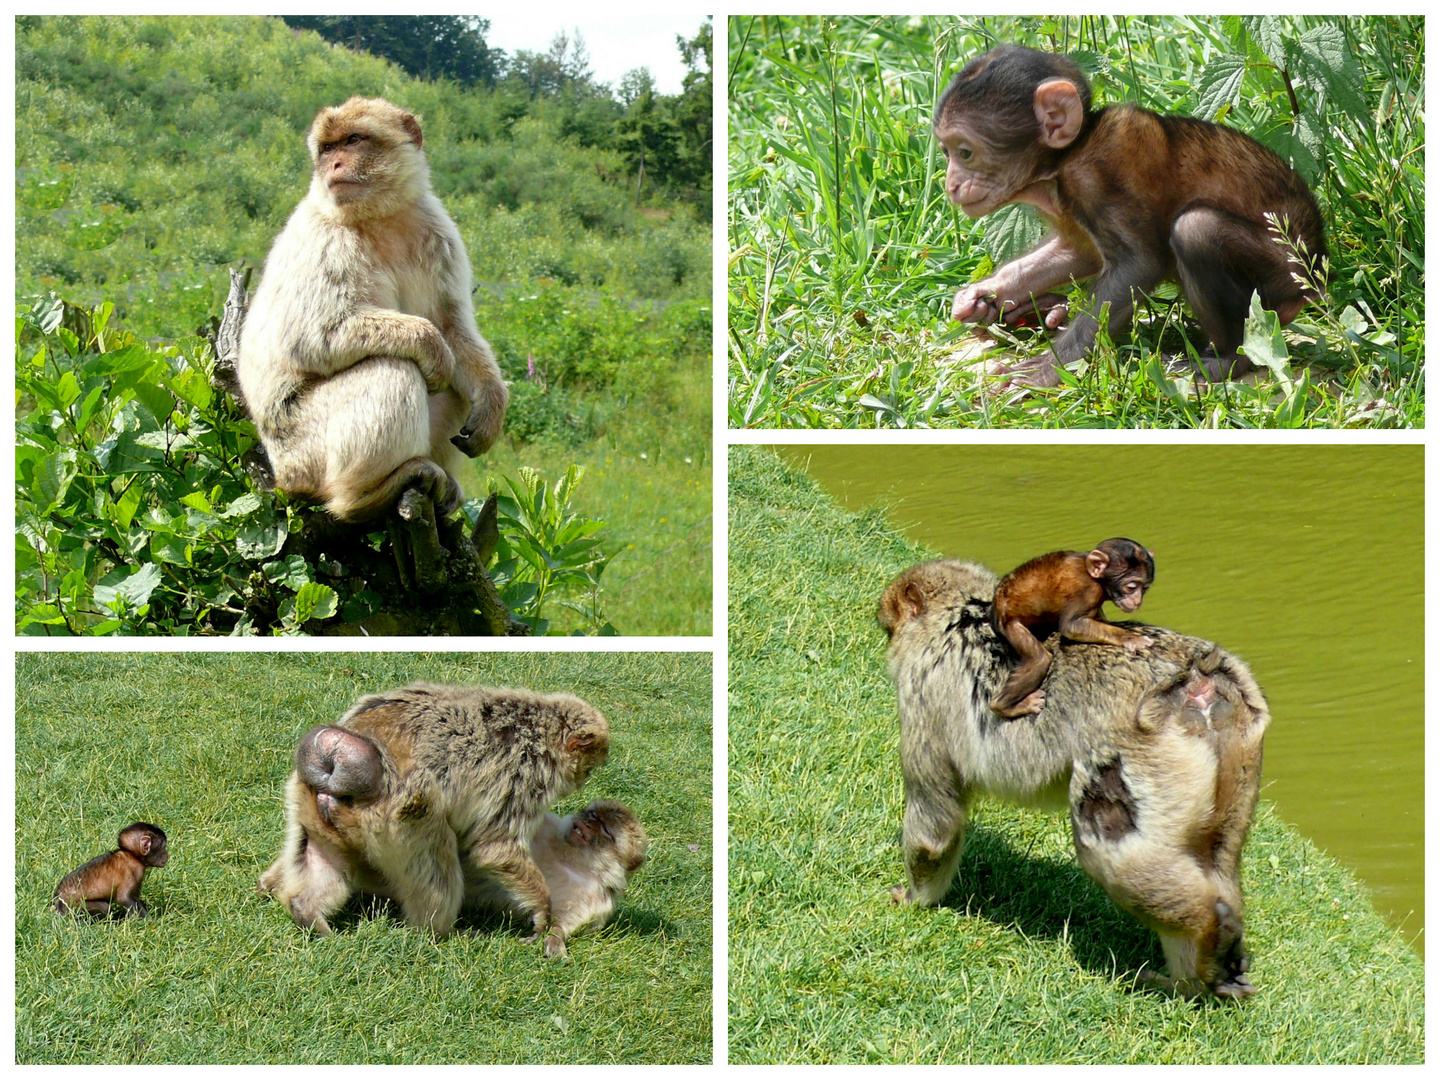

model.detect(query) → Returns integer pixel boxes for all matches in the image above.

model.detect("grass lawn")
[727,445,1422,1063]
[728,17,1423,429]
[481,356,712,637]
[17,651,713,1064]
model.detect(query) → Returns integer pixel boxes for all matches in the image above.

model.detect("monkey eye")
[957,145,973,161]
[346,133,363,146]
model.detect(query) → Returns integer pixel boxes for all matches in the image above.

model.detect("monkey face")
[935,122,1032,217]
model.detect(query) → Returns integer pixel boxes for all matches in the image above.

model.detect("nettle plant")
[16,294,614,636]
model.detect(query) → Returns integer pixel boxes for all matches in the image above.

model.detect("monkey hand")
[450,401,504,457]
[952,281,1005,325]
[543,931,568,959]
[1124,634,1155,655]
[888,885,911,905]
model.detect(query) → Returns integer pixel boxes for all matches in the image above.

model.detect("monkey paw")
[450,405,502,458]
[543,932,568,958]
[1124,635,1155,654]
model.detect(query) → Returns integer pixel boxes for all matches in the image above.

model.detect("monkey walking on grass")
[259,684,645,955]
[880,559,1267,998]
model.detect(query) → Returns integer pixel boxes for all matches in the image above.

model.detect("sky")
[480,12,711,96]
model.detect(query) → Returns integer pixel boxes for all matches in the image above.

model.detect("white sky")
[480,12,711,96]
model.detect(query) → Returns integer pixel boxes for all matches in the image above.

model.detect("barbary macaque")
[936,44,1326,387]
[879,559,1268,998]
[258,684,611,943]
[989,538,1156,718]
[54,822,169,919]
[238,96,509,521]
[476,800,647,956]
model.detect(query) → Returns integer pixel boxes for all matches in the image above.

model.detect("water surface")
[782,443,1424,954]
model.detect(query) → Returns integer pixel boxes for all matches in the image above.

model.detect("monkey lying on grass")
[259,684,645,955]
[879,559,1268,998]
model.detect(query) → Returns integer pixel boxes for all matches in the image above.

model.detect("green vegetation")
[728,446,1422,1063]
[17,651,712,1064]
[16,15,713,635]
[729,16,1423,429]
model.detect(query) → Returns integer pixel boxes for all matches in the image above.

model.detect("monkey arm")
[953,231,1101,326]
[305,306,456,393]
[1059,613,1153,653]
[442,319,509,457]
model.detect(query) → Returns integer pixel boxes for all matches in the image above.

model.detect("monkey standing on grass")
[238,97,508,521]
[258,684,616,947]
[879,559,1267,998]
[936,44,1326,387]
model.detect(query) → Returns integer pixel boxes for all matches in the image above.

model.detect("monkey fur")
[990,538,1156,718]
[879,559,1268,998]
[238,97,509,521]
[258,684,611,944]
[935,44,1326,388]
[54,822,169,919]
[469,800,647,956]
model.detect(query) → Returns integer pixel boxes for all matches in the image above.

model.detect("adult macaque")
[989,538,1156,718]
[879,559,1268,999]
[936,44,1326,387]
[54,822,169,919]
[238,97,508,521]
[258,684,610,942]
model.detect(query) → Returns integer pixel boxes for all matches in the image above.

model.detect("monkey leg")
[1071,755,1252,998]
[991,621,1052,718]
[377,821,465,937]
[1170,206,1308,381]
[259,835,355,936]
[894,783,968,906]
[469,840,552,940]
[298,357,460,522]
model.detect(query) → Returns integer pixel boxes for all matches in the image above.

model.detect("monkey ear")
[135,834,153,855]
[565,731,599,755]
[1033,79,1084,148]
[1085,549,1110,579]
[401,114,423,150]
[903,582,925,618]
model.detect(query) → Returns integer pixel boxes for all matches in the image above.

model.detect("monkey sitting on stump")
[879,559,1267,999]
[988,538,1156,718]
[258,684,614,948]
[936,44,1326,388]
[54,822,169,920]
[238,97,509,525]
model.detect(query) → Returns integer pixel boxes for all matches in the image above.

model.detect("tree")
[282,16,503,87]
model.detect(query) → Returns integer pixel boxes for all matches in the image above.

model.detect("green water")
[781,443,1424,955]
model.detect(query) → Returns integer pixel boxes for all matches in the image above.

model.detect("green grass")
[17,651,713,1064]
[727,446,1422,1063]
[479,354,712,636]
[728,16,1423,429]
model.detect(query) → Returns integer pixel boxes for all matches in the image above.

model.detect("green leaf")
[94,562,163,613]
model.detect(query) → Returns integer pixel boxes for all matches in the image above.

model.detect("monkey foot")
[888,885,909,905]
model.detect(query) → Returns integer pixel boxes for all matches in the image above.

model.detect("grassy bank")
[727,445,1422,1063]
[18,652,713,1064]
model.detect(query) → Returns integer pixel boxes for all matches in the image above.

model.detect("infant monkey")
[990,538,1155,718]
[485,799,648,957]
[54,822,169,919]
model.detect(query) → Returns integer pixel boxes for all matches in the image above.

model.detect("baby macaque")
[990,538,1155,718]
[53,822,169,919]
[478,800,648,957]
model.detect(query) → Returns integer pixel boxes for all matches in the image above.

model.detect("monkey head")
[934,45,1091,217]
[878,559,997,638]
[1088,537,1155,613]
[120,822,169,867]
[564,800,648,874]
[307,96,427,218]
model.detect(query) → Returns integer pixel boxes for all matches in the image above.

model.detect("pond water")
[780,443,1424,955]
